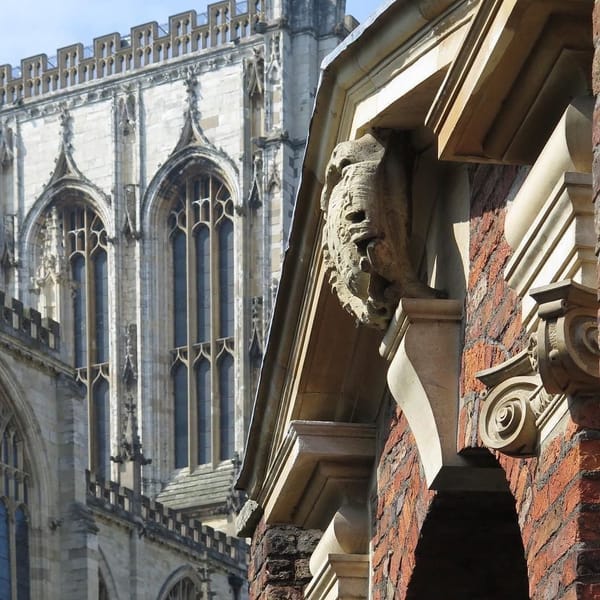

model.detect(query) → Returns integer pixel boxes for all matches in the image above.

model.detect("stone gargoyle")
[321,131,441,329]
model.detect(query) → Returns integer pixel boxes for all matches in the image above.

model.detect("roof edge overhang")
[236,0,470,501]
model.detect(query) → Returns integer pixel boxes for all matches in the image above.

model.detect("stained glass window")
[39,202,111,478]
[168,172,235,469]
[165,577,200,600]
[0,414,30,600]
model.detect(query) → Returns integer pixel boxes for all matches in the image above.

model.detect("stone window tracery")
[0,408,30,600]
[35,201,111,479]
[165,577,201,600]
[167,172,235,469]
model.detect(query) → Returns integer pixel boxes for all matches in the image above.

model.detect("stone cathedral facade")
[0,1,353,598]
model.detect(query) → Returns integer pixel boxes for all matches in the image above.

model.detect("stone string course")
[0,0,263,105]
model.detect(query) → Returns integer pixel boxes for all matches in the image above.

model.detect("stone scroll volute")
[477,281,600,457]
[320,132,440,329]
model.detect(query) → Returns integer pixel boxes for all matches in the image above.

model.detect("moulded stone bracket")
[477,280,600,457]
[380,298,506,491]
[531,280,600,395]
[306,503,370,600]
[305,554,370,600]
[259,421,375,528]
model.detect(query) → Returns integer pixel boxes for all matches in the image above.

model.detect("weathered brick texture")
[459,163,527,450]
[371,396,433,599]
[248,520,321,599]
[454,152,600,599]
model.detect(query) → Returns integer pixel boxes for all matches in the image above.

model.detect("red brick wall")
[248,520,321,599]
[370,165,531,599]
[371,395,433,599]
[458,163,526,449]
[371,159,600,599]
[455,159,600,599]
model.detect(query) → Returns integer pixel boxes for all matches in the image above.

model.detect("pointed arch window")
[36,202,111,479]
[98,572,109,600]
[65,205,111,479]
[165,577,201,600]
[0,411,30,600]
[168,172,235,470]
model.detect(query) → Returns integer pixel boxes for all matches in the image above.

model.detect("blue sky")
[0,1,383,68]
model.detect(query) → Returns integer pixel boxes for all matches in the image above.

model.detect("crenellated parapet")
[0,0,265,106]
[0,290,60,351]
[87,471,248,568]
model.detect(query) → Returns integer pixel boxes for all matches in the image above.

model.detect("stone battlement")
[0,0,263,106]
[87,471,248,568]
[0,291,60,351]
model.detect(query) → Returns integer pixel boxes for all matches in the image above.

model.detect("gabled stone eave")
[236,0,474,507]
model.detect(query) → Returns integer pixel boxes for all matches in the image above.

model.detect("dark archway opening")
[406,491,529,599]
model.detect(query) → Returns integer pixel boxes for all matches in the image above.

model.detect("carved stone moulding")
[532,280,600,395]
[305,502,370,600]
[426,0,592,164]
[258,420,375,529]
[381,298,507,491]
[503,97,593,330]
[477,362,549,457]
[478,280,599,457]
[305,554,369,600]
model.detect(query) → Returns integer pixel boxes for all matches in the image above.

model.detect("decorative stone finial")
[58,104,73,151]
[122,323,138,386]
[321,132,441,329]
[111,400,151,467]
[117,93,136,136]
[245,48,264,98]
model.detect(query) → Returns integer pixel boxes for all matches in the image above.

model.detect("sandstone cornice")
[305,554,370,600]
[427,0,593,164]
[259,421,375,528]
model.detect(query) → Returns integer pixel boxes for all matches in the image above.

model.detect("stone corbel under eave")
[477,280,600,457]
[380,298,507,491]
[258,421,375,529]
[305,503,369,600]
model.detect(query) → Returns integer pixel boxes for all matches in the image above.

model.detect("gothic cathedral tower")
[0,0,352,551]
